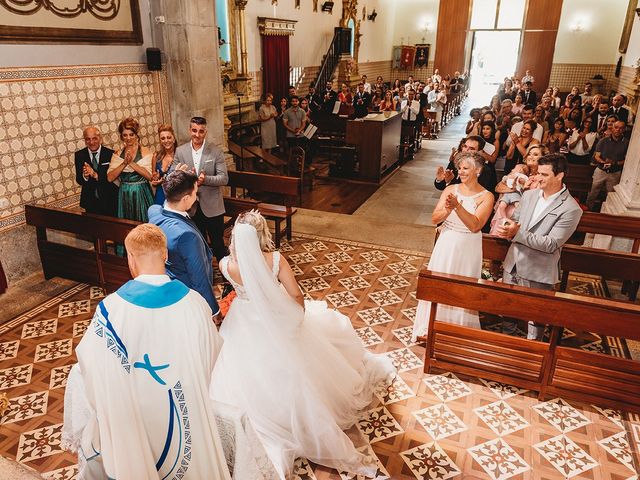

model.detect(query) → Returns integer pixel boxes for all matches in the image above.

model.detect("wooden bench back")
[228,170,301,205]
[25,204,136,291]
[417,269,640,412]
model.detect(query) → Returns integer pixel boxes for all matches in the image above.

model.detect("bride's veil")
[232,223,304,336]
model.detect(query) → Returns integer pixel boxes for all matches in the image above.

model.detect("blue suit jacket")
[148,205,220,315]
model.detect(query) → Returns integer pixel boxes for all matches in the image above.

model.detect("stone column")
[592,116,640,251]
[235,0,249,76]
[161,0,225,148]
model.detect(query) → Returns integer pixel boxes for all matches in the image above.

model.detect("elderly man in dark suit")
[148,170,221,319]
[173,116,229,263]
[74,126,118,216]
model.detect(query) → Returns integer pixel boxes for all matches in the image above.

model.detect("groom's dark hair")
[163,170,198,202]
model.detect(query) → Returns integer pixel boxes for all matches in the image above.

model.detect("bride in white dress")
[412,151,495,341]
[210,211,396,479]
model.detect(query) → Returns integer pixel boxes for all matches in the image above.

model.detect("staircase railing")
[314,27,351,91]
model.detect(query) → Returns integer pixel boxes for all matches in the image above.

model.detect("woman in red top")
[379,90,396,112]
[338,83,353,105]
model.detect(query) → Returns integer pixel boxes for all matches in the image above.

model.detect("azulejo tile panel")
[0,64,169,232]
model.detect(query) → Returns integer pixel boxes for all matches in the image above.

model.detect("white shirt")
[163,204,190,218]
[136,273,171,285]
[401,99,421,121]
[362,82,371,94]
[506,121,544,145]
[530,186,566,226]
[83,146,102,181]
[568,129,597,156]
[192,140,205,173]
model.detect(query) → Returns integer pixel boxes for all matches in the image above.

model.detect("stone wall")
[0,63,170,284]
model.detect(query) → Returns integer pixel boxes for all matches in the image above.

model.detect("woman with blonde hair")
[107,117,154,222]
[211,210,395,479]
[150,124,177,205]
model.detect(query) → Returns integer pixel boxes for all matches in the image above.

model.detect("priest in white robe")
[63,223,231,480]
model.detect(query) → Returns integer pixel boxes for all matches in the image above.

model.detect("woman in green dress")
[107,117,154,222]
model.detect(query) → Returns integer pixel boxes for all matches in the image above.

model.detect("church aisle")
[353,106,470,227]
[1,233,638,479]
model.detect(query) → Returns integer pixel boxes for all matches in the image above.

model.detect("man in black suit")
[352,82,371,118]
[610,94,630,125]
[321,81,338,113]
[518,81,537,107]
[74,126,118,216]
[590,99,610,134]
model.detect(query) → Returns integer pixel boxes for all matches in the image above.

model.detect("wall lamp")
[321,1,334,13]
[367,8,377,21]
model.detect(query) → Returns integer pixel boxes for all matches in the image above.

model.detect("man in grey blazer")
[173,116,229,263]
[497,153,583,340]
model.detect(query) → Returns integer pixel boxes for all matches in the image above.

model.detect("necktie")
[407,102,411,121]
[91,151,98,170]
[598,117,605,130]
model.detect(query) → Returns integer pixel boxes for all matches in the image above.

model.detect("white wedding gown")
[210,224,395,479]
[412,185,483,341]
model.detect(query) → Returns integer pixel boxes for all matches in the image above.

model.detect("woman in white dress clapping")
[412,152,495,341]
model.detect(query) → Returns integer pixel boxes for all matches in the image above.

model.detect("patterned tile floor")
[1,233,639,479]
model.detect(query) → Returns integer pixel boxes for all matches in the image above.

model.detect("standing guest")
[434,136,496,192]
[286,85,297,104]
[148,170,221,318]
[107,117,154,222]
[322,81,338,113]
[150,124,177,206]
[337,83,353,116]
[511,94,525,116]
[431,69,442,84]
[586,120,629,211]
[276,97,289,147]
[300,97,312,122]
[379,90,396,112]
[567,117,597,164]
[498,154,583,340]
[602,114,619,139]
[282,95,307,150]
[353,82,371,118]
[518,81,537,107]
[361,74,371,94]
[413,152,494,341]
[370,87,383,111]
[259,93,278,152]
[401,89,421,123]
[590,98,610,133]
[75,126,118,216]
[521,69,535,85]
[479,121,499,191]
[534,105,550,133]
[173,116,229,264]
[404,75,415,93]
[373,75,385,92]
[427,82,447,125]
[550,87,562,110]
[542,117,568,154]
[306,85,322,114]
[506,119,540,174]
[63,223,230,479]
[466,108,482,135]
[391,78,402,95]
[580,81,594,104]
[565,107,583,131]
[506,105,544,145]
[610,94,631,125]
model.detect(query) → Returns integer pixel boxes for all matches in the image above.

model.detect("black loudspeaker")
[146,48,162,71]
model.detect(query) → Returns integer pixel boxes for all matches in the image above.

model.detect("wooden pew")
[565,164,595,204]
[227,170,301,247]
[417,269,640,413]
[228,141,257,171]
[25,204,135,292]
[481,234,640,301]
[243,145,288,175]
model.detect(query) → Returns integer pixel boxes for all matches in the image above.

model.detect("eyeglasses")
[190,116,207,125]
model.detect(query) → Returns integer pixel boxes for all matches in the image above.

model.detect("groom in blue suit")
[148,170,220,319]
